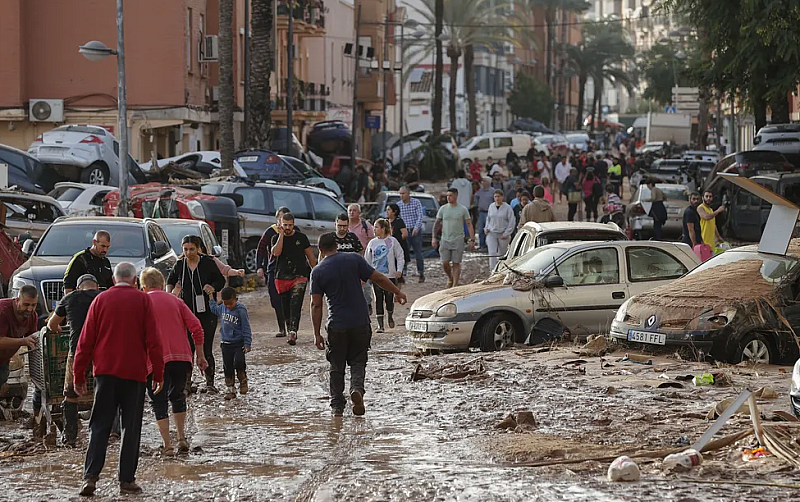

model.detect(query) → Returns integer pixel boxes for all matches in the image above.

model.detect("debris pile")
[410,357,487,382]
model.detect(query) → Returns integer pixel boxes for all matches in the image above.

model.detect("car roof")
[520,221,624,234]
[538,239,687,253]
[205,180,337,197]
[53,216,148,226]
[152,218,205,226]
[751,172,800,182]
[0,191,60,204]
[636,183,688,189]
[381,191,436,199]
[53,182,108,190]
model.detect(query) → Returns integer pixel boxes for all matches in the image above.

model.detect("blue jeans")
[405,231,425,277]
[477,211,488,248]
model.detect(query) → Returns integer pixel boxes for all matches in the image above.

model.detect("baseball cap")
[77,274,98,288]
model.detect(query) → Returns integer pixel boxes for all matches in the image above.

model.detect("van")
[458,133,532,168]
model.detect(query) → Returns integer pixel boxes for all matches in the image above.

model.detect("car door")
[538,247,627,334]
[624,246,691,298]
[470,138,491,162]
[310,192,345,237]
[268,188,316,241]
[147,222,177,275]
[414,195,439,242]
[730,187,761,241]
[233,186,272,241]
[492,136,512,160]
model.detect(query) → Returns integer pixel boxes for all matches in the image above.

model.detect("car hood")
[411,281,511,312]
[624,259,780,330]
[13,255,146,282]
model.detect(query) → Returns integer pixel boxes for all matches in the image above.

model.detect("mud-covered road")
[1,255,798,501]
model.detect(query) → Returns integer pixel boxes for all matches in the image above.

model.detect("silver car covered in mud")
[406,241,700,351]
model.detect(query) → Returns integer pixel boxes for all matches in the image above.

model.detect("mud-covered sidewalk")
[1,255,798,501]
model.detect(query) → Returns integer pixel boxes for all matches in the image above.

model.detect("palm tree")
[245,0,274,149]
[218,0,235,173]
[433,0,444,136]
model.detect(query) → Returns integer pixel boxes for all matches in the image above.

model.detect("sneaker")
[376,326,385,333]
[388,314,395,329]
[237,371,249,395]
[275,331,287,338]
[224,387,237,400]
[119,481,143,494]
[79,478,97,497]
[350,390,365,416]
[288,331,297,346]
[177,439,190,453]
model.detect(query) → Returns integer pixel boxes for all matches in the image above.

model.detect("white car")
[48,182,114,216]
[406,240,700,352]
[566,132,592,152]
[138,151,248,178]
[458,133,531,167]
[27,124,147,188]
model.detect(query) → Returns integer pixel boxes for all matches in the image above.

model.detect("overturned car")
[611,242,800,364]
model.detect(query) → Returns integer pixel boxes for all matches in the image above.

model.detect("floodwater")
[1,256,797,501]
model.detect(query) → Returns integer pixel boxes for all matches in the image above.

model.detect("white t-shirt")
[450,178,473,209]
[555,162,571,183]
[489,164,504,177]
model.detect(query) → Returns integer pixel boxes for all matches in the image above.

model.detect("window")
[509,231,529,259]
[735,189,751,206]
[187,8,193,73]
[494,137,513,148]
[270,189,312,219]
[201,225,218,254]
[311,193,344,222]
[89,190,111,207]
[414,196,438,218]
[555,248,619,286]
[0,147,27,171]
[36,224,145,258]
[51,187,84,202]
[235,187,267,214]
[472,138,490,151]
[147,224,160,247]
[199,14,206,76]
[626,247,688,282]
[2,199,60,223]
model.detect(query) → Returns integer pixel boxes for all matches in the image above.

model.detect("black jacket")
[63,248,113,291]
[167,255,226,316]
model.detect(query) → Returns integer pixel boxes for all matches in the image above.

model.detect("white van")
[458,133,532,167]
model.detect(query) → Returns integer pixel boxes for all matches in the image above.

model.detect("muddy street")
[1,255,799,501]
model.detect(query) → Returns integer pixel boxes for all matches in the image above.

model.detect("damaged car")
[407,240,699,352]
[610,242,800,364]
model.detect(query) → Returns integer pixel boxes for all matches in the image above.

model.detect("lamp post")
[79,0,128,216]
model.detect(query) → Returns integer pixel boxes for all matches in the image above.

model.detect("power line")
[405,12,665,29]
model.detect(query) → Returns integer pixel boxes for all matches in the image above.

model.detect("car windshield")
[649,160,681,172]
[535,230,625,247]
[160,224,198,254]
[638,185,688,201]
[688,250,799,283]
[36,224,145,258]
[782,181,800,205]
[740,151,786,163]
[51,187,84,202]
[505,246,568,275]
[55,125,106,135]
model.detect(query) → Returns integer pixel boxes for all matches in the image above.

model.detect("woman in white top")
[365,219,405,332]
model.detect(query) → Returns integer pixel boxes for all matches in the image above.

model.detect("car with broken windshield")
[407,240,699,352]
[610,242,800,365]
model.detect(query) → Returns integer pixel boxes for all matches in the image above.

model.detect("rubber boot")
[205,368,218,394]
[224,377,236,400]
[376,315,385,333]
[237,370,249,395]
[61,401,79,446]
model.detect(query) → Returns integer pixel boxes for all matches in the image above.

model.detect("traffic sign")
[665,106,676,113]
[365,115,381,129]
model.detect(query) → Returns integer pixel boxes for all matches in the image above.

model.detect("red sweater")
[73,284,163,385]
[145,290,203,374]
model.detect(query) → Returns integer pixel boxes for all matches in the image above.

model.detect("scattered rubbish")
[496,414,517,430]
[592,417,613,426]
[657,382,685,389]
[496,411,537,432]
[607,456,641,481]
[675,375,694,382]
[753,386,777,399]
[658,373,671,380]
[574,336,608,357]
[617,353,653,365]
[742,447,770,461]
[410,357,486,381]
[692,373,715,386]
[672,435,691,447]
[706,397,751,420]
[768,411,799,422]
[663,448,703,472]
[562,359,587,366]
[604,386,618,395]
[516,411,537,427]
[710,369,733,386]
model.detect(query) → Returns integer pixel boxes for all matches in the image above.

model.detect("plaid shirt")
[398,197,424,232]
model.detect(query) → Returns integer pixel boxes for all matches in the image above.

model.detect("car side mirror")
[151,240,170,258]
[21,239,36,257]
[212,245,224,258]
[425,208,436,218]
[543,275,564,288]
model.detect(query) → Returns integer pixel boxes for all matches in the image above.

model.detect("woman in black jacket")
[168,235,226,392]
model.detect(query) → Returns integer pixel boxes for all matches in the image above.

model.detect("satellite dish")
[31,101,52,121]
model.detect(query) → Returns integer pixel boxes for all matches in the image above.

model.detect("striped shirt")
[398,198,424,232]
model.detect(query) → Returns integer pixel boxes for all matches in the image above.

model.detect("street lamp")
[78,0,129,216]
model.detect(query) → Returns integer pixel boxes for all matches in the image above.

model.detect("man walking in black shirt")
[64,231,113,292]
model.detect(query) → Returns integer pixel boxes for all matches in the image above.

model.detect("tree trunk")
[558,9,568,130]
[576,72,587,129]
[754,94,767,132]
[769,92,791,124]
[448,51,459,134]
[590,78,600,133]
[432,0,444,136]
[545,11,554,94]
[246,0,273,149]
[219,0,235,174]
[696,87,709,149]
[465,44,477,136]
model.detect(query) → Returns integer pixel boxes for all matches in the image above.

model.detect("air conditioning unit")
[29,99,64,122]
[199,35,219,62]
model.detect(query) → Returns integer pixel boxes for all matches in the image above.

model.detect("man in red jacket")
[73,262,163,497]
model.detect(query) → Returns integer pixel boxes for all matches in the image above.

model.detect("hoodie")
[209,301,253,348]
[519,198,556,226]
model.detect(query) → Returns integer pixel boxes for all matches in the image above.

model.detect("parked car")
[638,141,668,157]
[0,191,66,241]
[0,228,26,296]
[682,150,720,164]
[723,172,800,241]
[306,121,352,157]
[704,150,794,202]
[138,151,248,179]
[406,240,700,351]
[280,155,344,202]
[792,359,800,418]
[565,132,592,152]
[644,159,686,184]
[0,143,46,194]
[48,182,113,216]
[0,350,28,410]
[458,133,532,168]
[753,123,800,167]
[9,217,177,324]
[533,134,569,156]
[201,181,347,272]
[235,150,306,183]
[362,191,440,247]
[610,242,800,364]
[27,124,148,190]
[495,221,627,273]
[156,218,227,262]
[627,183,689,239]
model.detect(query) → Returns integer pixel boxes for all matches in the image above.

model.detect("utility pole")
[244,0,250,143]
[351,4,362,166]
[399,22,405,172]
[116,0,129,216]
[287,0,294,156]
[382,14,389,164]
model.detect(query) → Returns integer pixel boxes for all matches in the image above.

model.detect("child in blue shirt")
[210,287,252,400]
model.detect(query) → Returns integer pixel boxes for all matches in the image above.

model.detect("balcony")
[274,80,330,112]
[277,0,326,37]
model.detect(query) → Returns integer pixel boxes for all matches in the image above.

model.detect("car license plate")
[406,320,427,332]
[667,207,680,215]
[41,146,66,155]
[627,330,666,345]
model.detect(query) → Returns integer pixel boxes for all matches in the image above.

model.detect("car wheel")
[477,313,517,352]
[244,240,259,274]
[81,162,109,185]
[735,332,773,364]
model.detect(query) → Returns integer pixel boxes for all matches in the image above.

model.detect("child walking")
[365,219,405,332]
[210,287,253,400]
